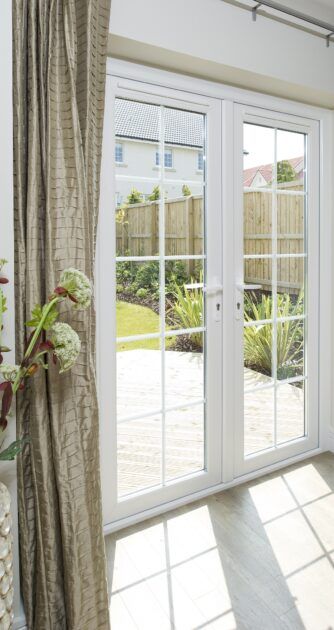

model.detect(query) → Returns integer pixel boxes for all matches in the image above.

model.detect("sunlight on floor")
[248,463,334,629]
[108,506,236,629]
[107,455,334,630]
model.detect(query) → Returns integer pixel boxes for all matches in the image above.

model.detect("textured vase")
[0,484,13,629]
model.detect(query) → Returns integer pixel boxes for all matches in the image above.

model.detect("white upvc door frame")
[98,58,333,533]
[98,76,223,526]
[233,104,320,477]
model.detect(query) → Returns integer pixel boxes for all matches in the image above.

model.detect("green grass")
[116,301,174,351]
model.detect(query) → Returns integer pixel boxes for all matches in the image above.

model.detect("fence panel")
[116,190,304,294]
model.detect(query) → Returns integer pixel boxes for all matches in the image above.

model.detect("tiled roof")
[243,156,304,186]
[115,99,204,148]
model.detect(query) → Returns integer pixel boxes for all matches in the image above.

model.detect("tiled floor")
[106,452,334,630]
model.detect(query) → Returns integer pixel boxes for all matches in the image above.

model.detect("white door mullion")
[272,127,278,448]
[159,105,166,487]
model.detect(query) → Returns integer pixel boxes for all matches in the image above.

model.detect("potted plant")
[0,259,92,628]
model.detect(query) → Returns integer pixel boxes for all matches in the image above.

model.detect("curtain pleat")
[12,1,111,628]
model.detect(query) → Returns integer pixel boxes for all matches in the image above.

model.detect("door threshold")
[104,446,323,534]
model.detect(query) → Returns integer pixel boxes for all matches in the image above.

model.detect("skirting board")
[328,430,334,453]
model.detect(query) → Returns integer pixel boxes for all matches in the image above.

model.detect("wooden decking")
[117,350,304,496]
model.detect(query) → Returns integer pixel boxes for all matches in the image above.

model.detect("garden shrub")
[244,291,304,379]
[136,287,148,299]
[172,274,204,348]
[134,261,160,291]
[165,260,188,294]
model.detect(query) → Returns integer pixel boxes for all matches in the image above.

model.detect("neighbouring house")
[243,156,305,187]
[115,98,205,205]
[115,98,305,204]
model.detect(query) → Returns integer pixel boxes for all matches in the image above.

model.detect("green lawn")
[116,301,174,351]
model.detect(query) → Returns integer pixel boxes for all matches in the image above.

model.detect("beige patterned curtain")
[13,1,111,628]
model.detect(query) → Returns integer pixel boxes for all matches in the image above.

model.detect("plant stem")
[12,296,60,394]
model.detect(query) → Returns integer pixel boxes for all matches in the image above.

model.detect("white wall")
[109,0,334,108]
[0,1,25,627]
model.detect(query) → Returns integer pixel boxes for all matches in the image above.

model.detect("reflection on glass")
[277,381,305,444]
[118,414,162,496]
[165,404,204,481]
[117,341,161,420]
[165,333,204,408]
[244,388,275,456]
[165,259,204,331]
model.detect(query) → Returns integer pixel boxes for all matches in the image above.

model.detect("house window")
[155,149,173,168]
[115,192,123,207]
[198,151,204,170]
[115,142,123,163]
[164,149,173,168]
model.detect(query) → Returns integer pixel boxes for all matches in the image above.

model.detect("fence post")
[187,196,195,275]
[122,207,129,254]
[151,202,158,255]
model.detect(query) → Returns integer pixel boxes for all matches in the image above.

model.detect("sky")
[243,124,305,169]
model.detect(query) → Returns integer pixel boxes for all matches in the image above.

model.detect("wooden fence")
[244,183,304,294]
[116,186,304,294]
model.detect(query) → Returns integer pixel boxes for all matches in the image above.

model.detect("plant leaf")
[42,304,59,330]
[26,303,59,331]
[0,439,28,461]
[26,304,43,328]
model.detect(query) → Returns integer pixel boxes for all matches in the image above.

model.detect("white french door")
[233,105,319,476]
[99,77,223,524]
[98,70,321,527]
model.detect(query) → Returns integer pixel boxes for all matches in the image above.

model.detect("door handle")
[204,285,223,296]
[184,283,223,296]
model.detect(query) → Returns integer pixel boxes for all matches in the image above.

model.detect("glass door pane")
[243,122,307,457]
[114,98,207,497]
